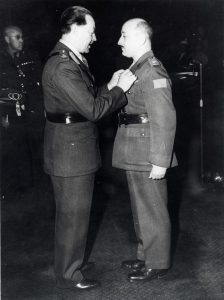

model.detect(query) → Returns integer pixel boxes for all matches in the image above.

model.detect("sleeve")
[143,65,176,168]
[52,62,127,121]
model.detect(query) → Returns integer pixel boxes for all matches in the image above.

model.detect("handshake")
[107,69,137,92]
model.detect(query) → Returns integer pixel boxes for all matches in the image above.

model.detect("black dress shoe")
[57,278,100,290]
[121,259,145,270]
[75,278,100,290]
[128,268,168,282]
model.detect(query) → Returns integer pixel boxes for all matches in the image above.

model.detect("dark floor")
[1,165,224,300]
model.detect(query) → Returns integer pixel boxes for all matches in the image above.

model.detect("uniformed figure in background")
[42,6,136,291]
[112,19,177,282]
[0,26,44,196]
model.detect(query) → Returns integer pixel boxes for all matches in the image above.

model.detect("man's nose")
[92,34,97,42]
[117,37,122,45]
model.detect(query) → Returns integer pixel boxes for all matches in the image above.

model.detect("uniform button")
[141,133,145,136]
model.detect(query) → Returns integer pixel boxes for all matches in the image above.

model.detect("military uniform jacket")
[0,49,42,118]
[0,49,41,93]
[112,51,178,171]
[42,42,127,177]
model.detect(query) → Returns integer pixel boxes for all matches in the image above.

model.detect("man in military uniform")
[42,6,136,291]
[112,19,177,282]
[0,26,44,195]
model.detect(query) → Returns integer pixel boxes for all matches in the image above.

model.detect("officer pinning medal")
[42,6,136,291]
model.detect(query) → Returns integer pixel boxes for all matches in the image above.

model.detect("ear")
[4,36,10,44]
[70,23,78,34]
[138,32,147,46]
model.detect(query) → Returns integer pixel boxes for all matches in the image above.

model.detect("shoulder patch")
[148,57,160,67]
[49,50,70,61]
[153,78,167,89]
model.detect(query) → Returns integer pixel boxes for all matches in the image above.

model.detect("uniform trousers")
[50,173,95,284]
[126,170,171,269]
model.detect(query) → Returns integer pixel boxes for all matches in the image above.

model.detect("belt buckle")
[140,115,149,124]
[65,115,71,124]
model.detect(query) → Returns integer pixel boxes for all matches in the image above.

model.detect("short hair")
[60,6,93,34]
[3,25,22,38]
[136,20,153,39]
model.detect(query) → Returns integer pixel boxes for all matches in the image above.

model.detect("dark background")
[0,0,223,83]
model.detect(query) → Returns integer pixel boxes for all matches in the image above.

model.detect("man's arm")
[144,65,176,178]
[51,63,135,121]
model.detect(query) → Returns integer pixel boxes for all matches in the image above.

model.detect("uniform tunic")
[0,48,43,192]
[42,42,127,177]
[113,50,177,170]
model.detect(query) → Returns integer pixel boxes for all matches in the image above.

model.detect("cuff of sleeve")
[110,86,125,97]
[150,155,172,169]
[111,86,127,106]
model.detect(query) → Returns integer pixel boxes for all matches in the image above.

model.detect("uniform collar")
[129,50,154,73]
[52,42,94,83]
[59,39,84,62]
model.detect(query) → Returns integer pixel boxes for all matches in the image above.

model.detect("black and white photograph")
[0,0,223,299]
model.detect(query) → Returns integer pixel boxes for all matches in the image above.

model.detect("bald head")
[3,25,24,54]
[124,18,153,39]
[3,26,22,37]
[118,18,152,61]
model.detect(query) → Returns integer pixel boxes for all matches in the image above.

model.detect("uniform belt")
[118,113,149,126]
[46,112,87,124]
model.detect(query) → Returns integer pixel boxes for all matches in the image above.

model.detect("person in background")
[0,25,44,196]
[42,6,136,291]
[112,18,177,282]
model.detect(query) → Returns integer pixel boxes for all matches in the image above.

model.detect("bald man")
[112,19,178,282]
[3,26,24,56]
[0,25,44,195]
[1,26,25,94]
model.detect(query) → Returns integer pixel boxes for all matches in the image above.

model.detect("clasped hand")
[107,69,137,92]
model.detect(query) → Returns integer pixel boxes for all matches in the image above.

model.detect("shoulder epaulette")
[59,49,69,59]
[148,56,160,67]
[49,49,69,61]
